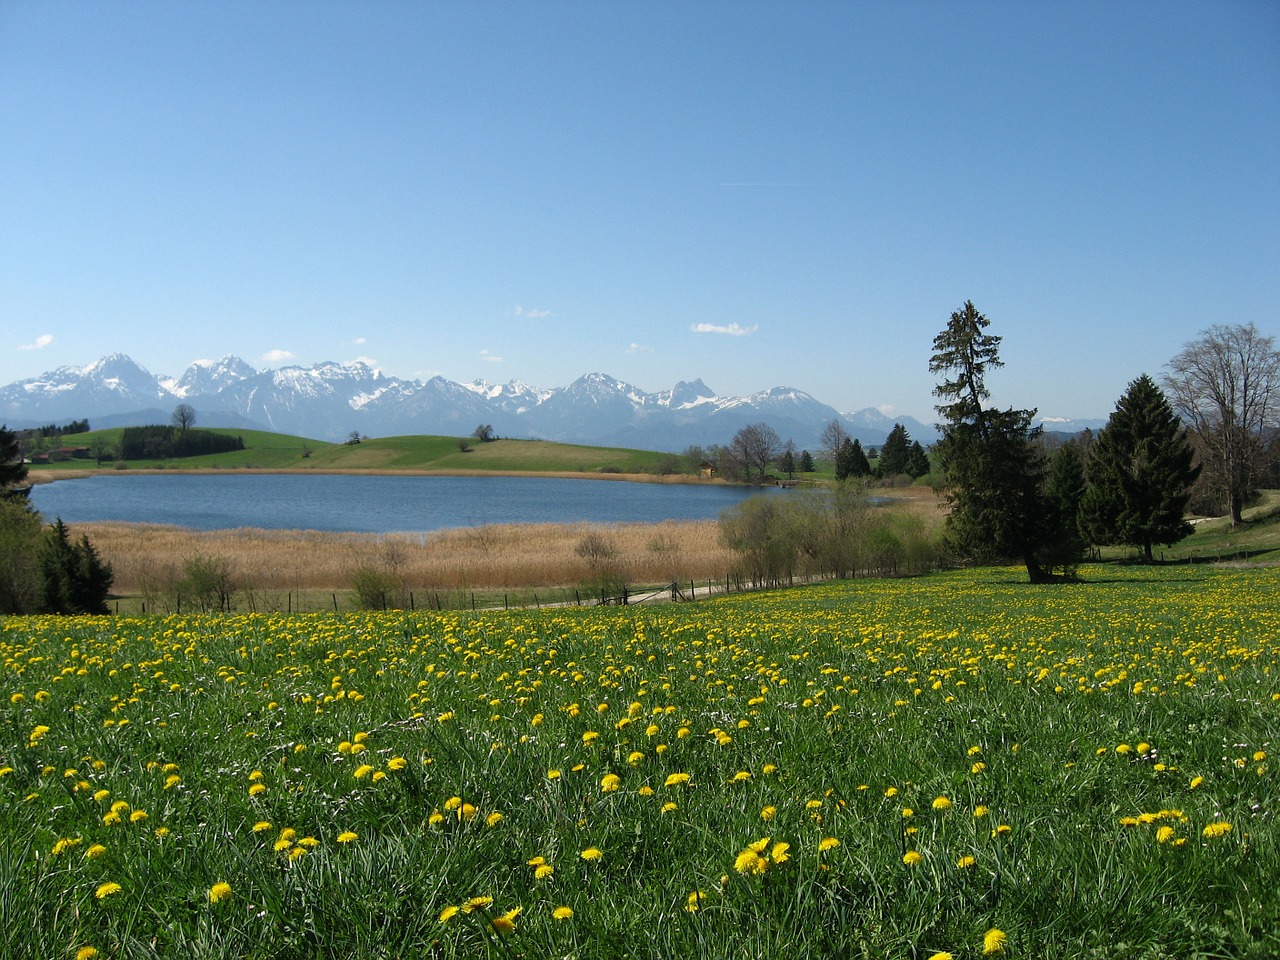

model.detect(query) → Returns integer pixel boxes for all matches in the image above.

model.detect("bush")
[352,567,408,611]
[0,503,114,614]
[0,498,43,614]
[177,553,236,612]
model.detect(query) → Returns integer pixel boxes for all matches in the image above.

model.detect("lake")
[28,473,786,534]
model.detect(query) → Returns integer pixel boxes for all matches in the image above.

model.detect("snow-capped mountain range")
[0,354,1103,452]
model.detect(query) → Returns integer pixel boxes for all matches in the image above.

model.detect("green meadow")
[30,428,682,477]
[2,563,1277,959]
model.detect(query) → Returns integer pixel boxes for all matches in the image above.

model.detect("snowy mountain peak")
[170,355,258,397]
[0,353,947,451]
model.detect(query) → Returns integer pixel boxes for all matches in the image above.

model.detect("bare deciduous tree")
[171,403,196,432]
[730,422,781,483]
[819,419,849,464]
[1163,323,1280,525]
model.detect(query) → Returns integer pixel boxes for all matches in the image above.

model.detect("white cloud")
[17,333,54,351]
[353,337,367,345]
[513,306,551,319]
[480,349,503,363]
[877,404,896,417]
[627,342,652,354]
[260,349,296,365]
[349,355,379,369]
[691,322,758,336]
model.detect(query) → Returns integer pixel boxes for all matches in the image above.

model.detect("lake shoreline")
[26,465,742,487]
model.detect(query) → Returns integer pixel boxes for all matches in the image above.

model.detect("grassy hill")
[28,427,685,478]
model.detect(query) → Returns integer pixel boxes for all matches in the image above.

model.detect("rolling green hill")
[28,427,685,477]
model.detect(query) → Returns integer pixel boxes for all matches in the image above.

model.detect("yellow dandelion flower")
[553,906,574,920]
[637,785,654,796]
[273,838,292,853]
[957,855,976,869]
[932,796,953,811]
[770,841,791,864]
[734,848,767,875]
[93,789,111,803]
[438,905,459,923]
[818,837,840,852]
[288,846,307,861]
[902,807,914,818]
[252,821,272,833]
[600,773,621,793]
[129,810,147,823]
[547,768,562,780]
[248,783,266,796]
[84,844,106,860]
[387,756,407,771]
[76,948,99,960]
[761,805,777,821]
[1155,826,1175,844]
[1202,821,1232,838]
[580,847,603,862]
[661,802,678,814]
[535,864,554,879]
[485,812,503,827]
[208,882,233,904]
[664,773,690,787]
[928,953,954,960]
[491,907,520,934]
[685,890,705,912]
[973,805,989,818]
[353,764,373,780]
[95,881,122,900]
[462,896,493,913]
[903,850,922,865]
[982,928,1007,955]
[1189,776,1204,789]
[337,831,358,843]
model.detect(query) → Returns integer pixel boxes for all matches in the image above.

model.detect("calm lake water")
[28,474,785,534]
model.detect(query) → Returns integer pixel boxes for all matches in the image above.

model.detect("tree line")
[929,303,1276,582]
[714,306,1276,586]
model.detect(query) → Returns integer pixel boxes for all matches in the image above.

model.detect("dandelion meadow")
[2,564,1277,959]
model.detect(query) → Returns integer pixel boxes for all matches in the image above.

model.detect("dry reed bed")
[78,519,736,593]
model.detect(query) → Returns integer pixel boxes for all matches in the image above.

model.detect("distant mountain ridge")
[0,353,1098,452]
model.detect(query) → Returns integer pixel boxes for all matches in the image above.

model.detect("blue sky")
[2,1,1277,422]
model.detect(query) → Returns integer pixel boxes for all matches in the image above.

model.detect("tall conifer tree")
[1079,374,1201,562]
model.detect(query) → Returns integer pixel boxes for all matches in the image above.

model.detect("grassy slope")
[28,428,677,476]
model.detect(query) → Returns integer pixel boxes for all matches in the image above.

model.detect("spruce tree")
[878,424,911,476]
[1,425,28,491]
[1040,442,1089,574]
[904,440,931,478]
[835,437,871,480]
[1079,374,1201,562]
[930,301,1070,582]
